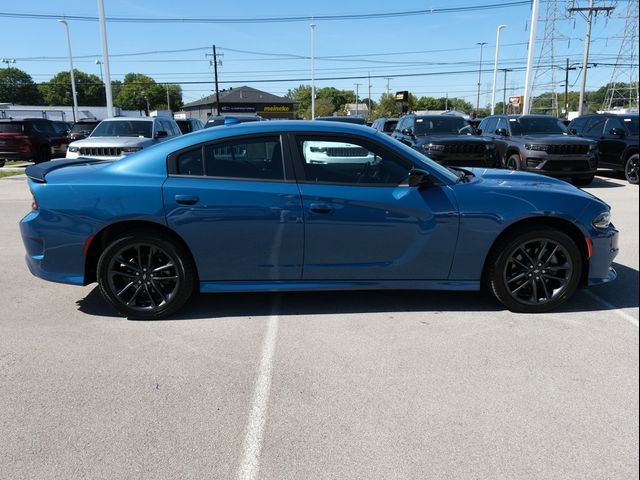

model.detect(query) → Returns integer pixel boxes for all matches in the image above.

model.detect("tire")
[572,174,595,186]
[97,233,196,319]
[506,154,520,170]
[34,145,51,164]
[487,226,582,313]
[625,154,639,185]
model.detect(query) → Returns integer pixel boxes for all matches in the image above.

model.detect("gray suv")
[478,114,598,185]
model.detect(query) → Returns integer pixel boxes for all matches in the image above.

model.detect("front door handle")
[309,203,334,214]
[175,194,199,205]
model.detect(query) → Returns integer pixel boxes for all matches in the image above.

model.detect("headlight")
[525,144,547,151]
[592,211,611,229]
[427,144,446,151]
[121,146,142,154]
[68,146,79,152]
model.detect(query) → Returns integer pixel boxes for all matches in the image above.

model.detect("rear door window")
[204,136,284,181]
[583,117,606,138]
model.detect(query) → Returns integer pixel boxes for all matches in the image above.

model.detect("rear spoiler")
[25,158,110,183]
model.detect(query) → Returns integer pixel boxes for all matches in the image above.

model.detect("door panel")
[299,183,459,280]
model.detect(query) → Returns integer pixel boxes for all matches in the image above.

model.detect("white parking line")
[584,290,639,328]
[236,298,280,480]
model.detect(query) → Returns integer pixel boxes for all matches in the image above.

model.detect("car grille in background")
[545,144,589,155]
[543,160,591,172]
[443,144,486,154]
[326,147,369,157]
[79,147,122,156]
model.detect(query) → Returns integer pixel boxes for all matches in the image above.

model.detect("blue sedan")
[20,120,619,319]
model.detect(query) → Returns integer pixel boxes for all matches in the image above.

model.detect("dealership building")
[181,86,295,122]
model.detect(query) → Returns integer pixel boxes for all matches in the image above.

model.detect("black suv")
[568,113,639,184]
[175,118,205,134]
[371,117,398,135]
[392,114,497,168]
[477,114,598,185]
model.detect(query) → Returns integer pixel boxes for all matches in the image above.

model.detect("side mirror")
[475,128,483,135]
[495,128,508,136]
[408,168,433,188]
[402,128,414,137]
[609,127,625,137]
[155,130,168,139]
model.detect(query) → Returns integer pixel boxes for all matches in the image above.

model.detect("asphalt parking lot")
[0,171,637,480]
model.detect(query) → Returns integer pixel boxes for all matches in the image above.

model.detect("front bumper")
[521,153,598,177]
[588,225,619,287]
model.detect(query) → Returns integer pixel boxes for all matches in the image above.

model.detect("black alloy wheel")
[487,226,582,313]
[625,154,639,185]
[97,233,195,319]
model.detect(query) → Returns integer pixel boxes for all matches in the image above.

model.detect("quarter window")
[604,117,624,135]
[584,117,606,138]
[295,136,411,186]
[175,148,204,176]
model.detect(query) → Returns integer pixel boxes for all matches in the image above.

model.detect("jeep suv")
[568,113,639,184]
[478,114,598,185]
[0,118,70,166]
[66,116,181,160]
[392,114,497,168]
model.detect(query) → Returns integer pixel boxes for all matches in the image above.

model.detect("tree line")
[0,67,183,114]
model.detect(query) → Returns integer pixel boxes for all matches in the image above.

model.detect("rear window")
[0,123,23,133]
[383,120,398,132]
[71,122,99,134]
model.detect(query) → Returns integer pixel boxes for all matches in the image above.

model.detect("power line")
[0,2,532,24]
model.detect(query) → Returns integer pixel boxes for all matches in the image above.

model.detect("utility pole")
[310,22,316,119]
[367,72,371,120]
[569,0,614,116]
[500,68,513,113]
[476,42,487,116]
[561,59,577,118]
[212,45,220,115]
[384,77,392,95]
[166,84,171,112]
[354,83,361,117]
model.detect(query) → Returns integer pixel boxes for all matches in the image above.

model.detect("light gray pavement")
[0,172,637,480]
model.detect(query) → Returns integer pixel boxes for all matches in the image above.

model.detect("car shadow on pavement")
[76,261,638,320]
[587,174,626,189]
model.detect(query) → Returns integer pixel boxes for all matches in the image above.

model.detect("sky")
[0,0,633,108]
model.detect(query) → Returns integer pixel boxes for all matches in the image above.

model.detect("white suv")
[66,116,181,160]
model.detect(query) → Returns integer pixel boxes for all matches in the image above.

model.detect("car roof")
[101,117,156,122]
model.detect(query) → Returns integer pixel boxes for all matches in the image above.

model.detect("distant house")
[344,103,369,119]
[180,86,295,122]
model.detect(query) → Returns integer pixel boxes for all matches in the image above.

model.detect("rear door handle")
[175,194,199,205]
[309,203,334,214]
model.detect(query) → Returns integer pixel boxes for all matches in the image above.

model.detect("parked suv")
[66,116,181,160]
[175,118,204,134]
[0,118,70,166]
[568,113,639,184]
[392,114,497,168]
[478,114,598,185]
[371,117,398,135]
[68,119,100,142]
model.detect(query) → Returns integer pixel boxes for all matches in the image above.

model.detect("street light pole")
[476,42,487,116]
[59,19,78,122]
[500,68,513,113]
[490,25,507,115]
[310,22,316,119]
[95,59,103,83]
[523,0,540,115]
[97,0,114,117]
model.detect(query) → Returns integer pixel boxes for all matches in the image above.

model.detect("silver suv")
[66,116,181,160]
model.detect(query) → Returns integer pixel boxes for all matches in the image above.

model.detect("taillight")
[31,192,38,210]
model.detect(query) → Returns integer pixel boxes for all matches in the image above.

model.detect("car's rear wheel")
[97,233,196,319]
[572,173,595,186]
[487,226,582,313]
[506,154,520,170]
[625,154,639,184]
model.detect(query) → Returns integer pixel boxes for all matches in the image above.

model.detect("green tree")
[39,70,104,106]
[372,92,399,119]
[0,67,43,105]
[285,85,312,118]
[317,87,355,112]
[114,73,164,114]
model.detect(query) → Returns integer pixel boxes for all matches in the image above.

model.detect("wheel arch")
[84,220,199,285]
[481,216,590,289]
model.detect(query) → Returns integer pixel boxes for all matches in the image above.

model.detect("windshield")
[509,117,568,136]
[415,117,468,135]
[0,123,23,133]
[623,117,639,135]
[90,120,153,138]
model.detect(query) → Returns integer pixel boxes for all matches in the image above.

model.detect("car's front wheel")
[506,154,520,170]
[487,226,582,313]
[97,233,196,319]
[625,154,639,184]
